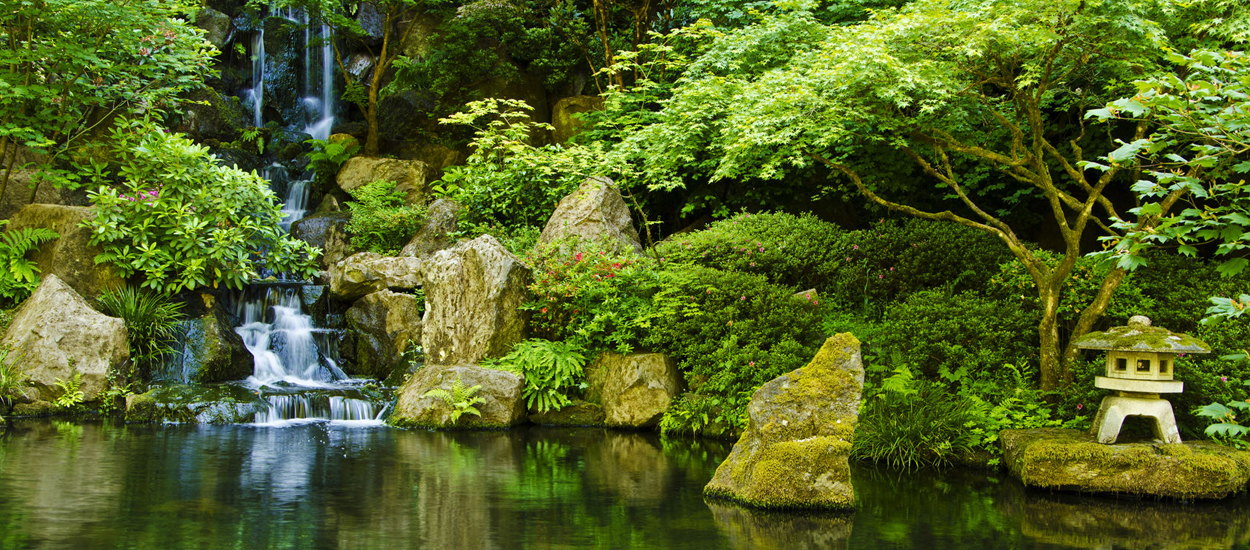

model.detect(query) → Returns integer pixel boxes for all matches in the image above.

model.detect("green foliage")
[52,373,85,412]
[423,376,485,425]
[1195,380,1250,449]
[304,137,359,183]
[95,285,185,383]
[97,371,136,416]
[659,393,737,437]
[344,179,427,255]
[525,236,662,354]
[86,121,320,293]
[0,0,215,192]
[492,339,588,413]
[991,249,1152,335]
[0,345,26,413]
[0,221,59,306]
[853,368,975,470]
[874,290,1038,379]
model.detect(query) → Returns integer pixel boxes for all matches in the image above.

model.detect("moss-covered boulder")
[165,307,253,383]
[336,156,429,205]
[584,352,682,428]
[290,211,353,270]
[421,235,529,366]
[328,252,424,301]
[389,364,527,429]
[551,95,605,143]
[399,198,463,259]
[539,177,643,255]
[704,333,864,510]
[1000,428,1250,499]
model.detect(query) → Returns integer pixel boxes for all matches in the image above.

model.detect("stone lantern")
[1071,315,1210,444]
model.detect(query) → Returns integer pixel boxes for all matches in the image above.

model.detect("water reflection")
[0,421,1247,550]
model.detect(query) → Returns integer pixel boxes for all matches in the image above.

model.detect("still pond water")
[0,420,1247,550]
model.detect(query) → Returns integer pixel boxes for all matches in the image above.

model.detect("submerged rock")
[390,364,527,429]
[421,235,529,366]
[328,252,423,301]
[346,289,423,379]
[704,333,863,510]
[1,275,129,402]
[6,204,124,299]
[585,352,682,428]
[399,198,464,259]
[1000,428,1250,499]
[539,177,643,254]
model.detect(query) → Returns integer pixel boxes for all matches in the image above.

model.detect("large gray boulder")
[585,352,682,428]
[6,204,124,300]
[1000,428,1250,499]
[346,290,423,379]
[539,177,643,254]
[1,275,129,402]
[399,198,463,259]
[390,364,527,429]
[336,156,430,205]
[704,333,864,510]
[328,252,423,301]
[165,307,253,383]
[290,211,353,270]
[551,95,605,143]
[421,235,530,366]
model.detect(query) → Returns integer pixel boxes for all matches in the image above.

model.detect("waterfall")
[304,23,336,140]
[247,5,335,138]
[248,30,265,128]
[234,286,346,388]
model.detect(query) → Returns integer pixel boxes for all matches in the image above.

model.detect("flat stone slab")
[1001,428,1250,499]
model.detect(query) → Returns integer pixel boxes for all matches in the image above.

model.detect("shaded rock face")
[166,307,253,384]
[528,400,605,427]
[1,275,129,402]
[125,384,268,424]
[585,352,682,428]
[0,169,84,219]
[394,143,467,181]
[336,156,430,205]
[328,252,423,301]
[551,95,605,143]
[1000,428,1250,499]
[194,8,233,50]
[174,88,248,143]
[705,333,863,510]
[346,290,423,379]
[290,211,353,270]
[539,177,643,254]
[422,235,529,366]
[399,199,463,259]
[6,204,123,300]
[390,364,527,429]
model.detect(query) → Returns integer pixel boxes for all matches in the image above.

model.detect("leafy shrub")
[491,339,588,413]
[852,368,976,470]
[1195,380,1250,449]
[644,265,825,420]
[344,179,427,255]
[873,290,1038,379]
[96,286,184,383]
[86,122,320,293]
[304,136,359,183]
[659,393,739,438]
[0,221,59,305]
[525,237,662,354]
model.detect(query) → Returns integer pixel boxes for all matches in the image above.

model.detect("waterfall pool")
[0,421,1246,549]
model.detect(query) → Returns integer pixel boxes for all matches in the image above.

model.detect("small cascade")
[263,163,310,231]
[233,285,346,387]
[304,23,336,140]
[255,394,386,424]
[246,5,335,139]
[248,30,265,128]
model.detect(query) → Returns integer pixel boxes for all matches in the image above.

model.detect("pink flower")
[575,252,583,262]
[740,295,746,301]
[1222,376,1229,382]
[878,274,884,279]
[748,361,755,366]
[853,245,859,250]
[758,247,764,252]
[1077,403,1084,410]
[750,262,756,267]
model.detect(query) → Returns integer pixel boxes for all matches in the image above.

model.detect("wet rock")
[336,156,430,205]
[551,95,605,143]
[328,252,424,301]
[301,285,329,323]
[539,177,643,254]
[125,384,269,424]
[195,7,233,49]
[346,290,423,379]
[705,333,863,510]
[356,2,386,43]
[390,364,527,429]
[399,199,463,259]
[528,400,605,426]
[290,211,353,269]
[585,352,682,428]
[5,204,124,300]
[0,275,129,402]
[378,90,437,140]
[421,235,529,366]
[1000,428,1250,499]
[166,308,253,384]
[174,88,248,143]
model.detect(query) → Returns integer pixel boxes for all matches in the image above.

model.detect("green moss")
[711,436,855,510]
[1072,324,1209,353]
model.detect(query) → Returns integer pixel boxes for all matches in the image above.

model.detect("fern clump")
[0,221,58,305]
[423,376,485,425]
[491,339,588,413]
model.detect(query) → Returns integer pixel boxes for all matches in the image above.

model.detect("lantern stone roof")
[1072,316,1210,354]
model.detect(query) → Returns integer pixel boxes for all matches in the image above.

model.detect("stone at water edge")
[328,252,424,301]
[0,274,129,402]
[346,289,423,379]
[529,401,606,427]
[390,364,527,429]
[539,177,644,255]
[584,352,682,428]
[172,307,254,383]
[1000,428,1250,499]
[290,211,353,270]
[704,333,863,510]
[421,235,530,366]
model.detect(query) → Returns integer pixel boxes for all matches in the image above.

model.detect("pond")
[0,420,1247,549]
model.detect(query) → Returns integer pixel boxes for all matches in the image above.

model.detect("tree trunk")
[1037,282,1065,392]
[364,98,379,156]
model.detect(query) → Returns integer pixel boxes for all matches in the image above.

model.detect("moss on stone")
[712,436,854,510]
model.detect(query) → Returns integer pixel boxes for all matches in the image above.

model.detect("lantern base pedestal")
[1090,395,1181,445]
